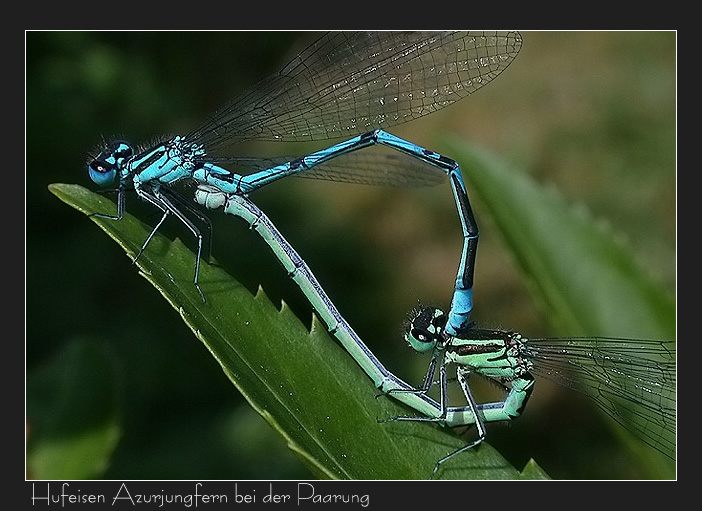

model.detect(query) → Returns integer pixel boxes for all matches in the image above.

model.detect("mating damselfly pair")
[83,31,676,477]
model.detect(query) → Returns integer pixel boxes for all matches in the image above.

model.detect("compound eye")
[90,160,112,174]
[88,159,117,186]
[406,326,436,353]
[410,328,431,344]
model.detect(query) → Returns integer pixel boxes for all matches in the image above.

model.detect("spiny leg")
[134,186,207,303]
[155,190,206,303]
[89,185,172,265]
[135,211,170,264]
[89,185,125,220]
[379,355,449,424]
[431,367,486,478]
[384,348,440,397]
[133,186,170,265]
[160,185,215,263]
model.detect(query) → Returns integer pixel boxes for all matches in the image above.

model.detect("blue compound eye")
[88,159,117,186]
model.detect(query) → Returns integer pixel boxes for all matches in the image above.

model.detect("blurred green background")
[27,31,675,479]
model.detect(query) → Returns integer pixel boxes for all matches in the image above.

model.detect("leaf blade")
[48,183,527,480]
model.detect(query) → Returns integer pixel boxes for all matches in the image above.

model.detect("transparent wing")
[186,31,522,148]
[522,337,676,460]
[207,149,446,187]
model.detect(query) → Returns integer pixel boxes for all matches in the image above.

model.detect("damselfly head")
[87,140,134,187]
[405,306,447,352]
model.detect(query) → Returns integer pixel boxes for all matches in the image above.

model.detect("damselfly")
[86,31,522,335]
[386,306,675,476]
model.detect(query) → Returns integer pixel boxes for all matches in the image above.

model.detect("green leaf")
[519,459,550,480]
[49,183,533,480]
[27,338,122,479]
[441,141,675,477]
